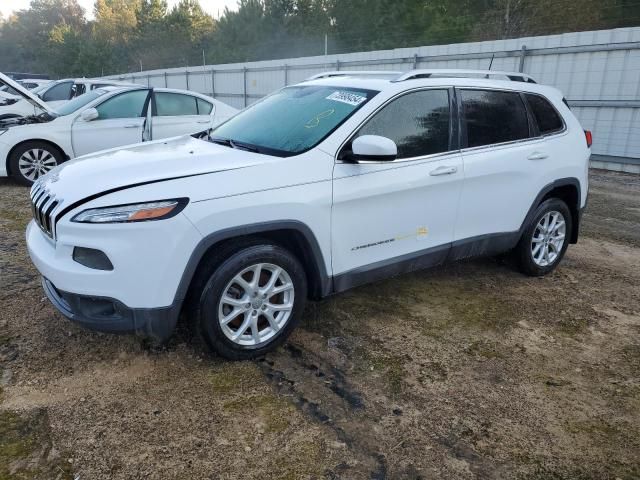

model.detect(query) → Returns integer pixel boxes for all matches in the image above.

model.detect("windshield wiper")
[210,136,260,153]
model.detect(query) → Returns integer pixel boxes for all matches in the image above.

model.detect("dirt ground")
[0,169,639,480]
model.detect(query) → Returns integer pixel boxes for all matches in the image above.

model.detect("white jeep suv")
[26,70,592,360]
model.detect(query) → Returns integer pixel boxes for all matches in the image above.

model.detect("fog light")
[72,247,113,271]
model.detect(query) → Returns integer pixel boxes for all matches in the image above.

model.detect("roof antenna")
[486,54,495,78]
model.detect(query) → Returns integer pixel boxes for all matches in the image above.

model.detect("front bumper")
[42,277,178,341]
[26,211,202,341]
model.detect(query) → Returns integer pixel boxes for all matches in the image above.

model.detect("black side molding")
[518,177,582,244]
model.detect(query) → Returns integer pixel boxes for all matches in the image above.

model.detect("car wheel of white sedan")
[9,141,64,186]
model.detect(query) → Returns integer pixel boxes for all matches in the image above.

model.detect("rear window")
[525,94,564,135]
[461,89,530,148]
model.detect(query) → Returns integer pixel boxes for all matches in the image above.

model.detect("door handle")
[124,124,140,128]
[429,166,458,176]
[527,152,549,161]
[197,120,211,124]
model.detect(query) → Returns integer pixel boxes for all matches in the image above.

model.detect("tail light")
[584,130,593,148]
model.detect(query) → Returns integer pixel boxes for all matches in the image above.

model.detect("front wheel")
[9,141,64,186]
[188,243,307,360]
[515,198,572,276]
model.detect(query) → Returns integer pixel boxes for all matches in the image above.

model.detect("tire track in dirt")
[261,344,388,479]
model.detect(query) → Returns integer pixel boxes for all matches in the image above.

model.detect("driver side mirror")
[81,107,99,122]
[350,135,397,162]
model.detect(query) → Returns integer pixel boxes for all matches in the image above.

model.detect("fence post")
[147,74,150,86]
[211,69,215,98]
[284,64,288,86]
[413,53,418,70]
[163,72,168,87]
[519,45,528,73]
[243,67,248,107]
[335,59,340,71]
[185,68,190,90]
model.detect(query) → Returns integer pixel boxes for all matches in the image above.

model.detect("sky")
[0,0,239,20]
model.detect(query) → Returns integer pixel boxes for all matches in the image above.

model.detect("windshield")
[55,89,108,116]
[210,85,378,156]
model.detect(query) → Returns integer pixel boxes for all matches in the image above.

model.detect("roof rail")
[393,69,537,83]
[306,71,403,81]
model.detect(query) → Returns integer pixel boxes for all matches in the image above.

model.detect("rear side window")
[461,89,530,148]
[155,92,198,116]
[356,89,450,159]
[525,94,564,135]
[197,98,214,115]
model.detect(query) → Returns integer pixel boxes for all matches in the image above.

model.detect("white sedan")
[0,75,237,185]
[0,76,140,119]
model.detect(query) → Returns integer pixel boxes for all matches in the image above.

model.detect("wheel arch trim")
[519,177,582,244]
[172,220,331,312]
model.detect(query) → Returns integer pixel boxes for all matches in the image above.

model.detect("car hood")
[0,72,54,115]
[32,135,273,207]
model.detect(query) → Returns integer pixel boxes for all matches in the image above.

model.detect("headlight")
[71,198,188,224]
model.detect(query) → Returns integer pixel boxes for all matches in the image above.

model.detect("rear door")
[454,88,549,243]
[71,89,151,156]
[151,91,214,139]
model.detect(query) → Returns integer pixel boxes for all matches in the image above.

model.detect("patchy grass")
[223,394,296,433]
[0,209,28,232]
[207,361,264,394]
[273,439,329,480]
[0,409,73,480]
[464,339,506,360]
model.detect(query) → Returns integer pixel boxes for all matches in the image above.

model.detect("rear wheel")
[515,198,572,276]
[187,242,307,360]
[9,141,64,186]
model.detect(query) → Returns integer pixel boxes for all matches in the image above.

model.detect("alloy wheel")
[217,263,295,346]
[18,148,57,181]
[531,210,566,267]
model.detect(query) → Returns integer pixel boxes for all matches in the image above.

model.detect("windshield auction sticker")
[326,91,367,106]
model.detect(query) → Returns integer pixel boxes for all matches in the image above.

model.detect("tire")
[515,198,572,277]
[8,141,64,186]
[187,241,308,360]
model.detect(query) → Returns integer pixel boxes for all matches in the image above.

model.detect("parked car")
[0,73,238,185]
[0,75,140,118]
[17,79,53,90]
[26,69,591,360]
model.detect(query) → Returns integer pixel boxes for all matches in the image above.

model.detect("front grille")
[30,183,60,238]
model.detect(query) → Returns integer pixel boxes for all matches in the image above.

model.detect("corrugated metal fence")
[107,27,640,171]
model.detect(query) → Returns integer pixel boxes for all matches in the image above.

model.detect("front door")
[71,89,150,157]
[331,88,463,283]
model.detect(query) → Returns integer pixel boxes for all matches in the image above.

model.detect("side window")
[96,90,149,120]
[155,92,198,116]
[525,94,564,135]
[197,98,214,115]
[71,83,86,98]
[42,81,73,102]
[355,89,450,159]
[461,89,530,148]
